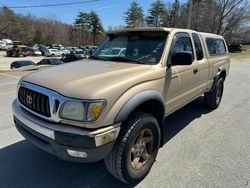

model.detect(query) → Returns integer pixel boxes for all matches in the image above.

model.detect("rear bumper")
[12,99,120,162]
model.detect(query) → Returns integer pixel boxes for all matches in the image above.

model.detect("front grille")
[18,86,51,117]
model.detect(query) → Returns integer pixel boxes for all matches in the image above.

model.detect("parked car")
[99,48,126,57]
[0,40,4,50]
[44,49,65,57]
[1,39,13,50]
[80,45,98,55]
[61,52,84,62]
[27,48,42,56]
[66,47,84,54]
[38,46,47,56]
[59,48,71,55]
[37,58,64,65]
[10,60,38,69]
[227,43,242,53]
[12,28,230,184]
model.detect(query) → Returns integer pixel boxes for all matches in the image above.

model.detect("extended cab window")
[169,32,194,64]
[206,38,226,55]
[192,33,204,60]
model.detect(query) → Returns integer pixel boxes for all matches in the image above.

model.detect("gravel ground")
[0,51,57,71]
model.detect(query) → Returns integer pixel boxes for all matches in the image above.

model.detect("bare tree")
[216,0,247,34]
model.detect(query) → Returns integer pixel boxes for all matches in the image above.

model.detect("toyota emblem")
[26,95,33,105]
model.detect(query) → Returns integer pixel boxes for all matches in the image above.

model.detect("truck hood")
[22,59,155,99]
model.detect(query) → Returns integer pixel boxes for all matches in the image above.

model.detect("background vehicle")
[37,58,64,65]
[38,46,48,56]
[66,47,84,54]
[6,41,28,57]
[12,28,230,184]
[10,60,37,69]
[227,43,242,53]
[26,48,42,56]
[0,40,4,50]
[44,49,65,57]
[0,39,13,50]
[61,52,84,62]
[58,47,71,55]
[99,47,126,57]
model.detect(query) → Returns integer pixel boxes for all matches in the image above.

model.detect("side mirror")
[170,51,192,66]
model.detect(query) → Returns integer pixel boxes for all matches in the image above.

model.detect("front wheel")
[105,112,161,184]
[204,77,224,109]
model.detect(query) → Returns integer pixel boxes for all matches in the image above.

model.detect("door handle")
[193,69,198,74]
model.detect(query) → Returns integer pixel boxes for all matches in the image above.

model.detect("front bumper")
[12,99,120,162]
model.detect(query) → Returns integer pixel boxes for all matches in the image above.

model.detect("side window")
[192,33,204,60]
[169,32,194,63]
[206,38,226,55]
[217,40,226,54]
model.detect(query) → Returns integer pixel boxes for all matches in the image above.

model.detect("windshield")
[92,31,167,65]
[19,61,34,66]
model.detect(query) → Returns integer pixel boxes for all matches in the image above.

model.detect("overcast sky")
[0,0,187,29]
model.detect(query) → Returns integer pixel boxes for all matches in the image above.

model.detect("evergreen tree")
[74,11,104,45]
[146,0,166,27]
[169,0,180,27]
[124,1,144,28]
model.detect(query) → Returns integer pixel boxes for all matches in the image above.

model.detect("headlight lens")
[60,101,85,121]
[60,100,106,122]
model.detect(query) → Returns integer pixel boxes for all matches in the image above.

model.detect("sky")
[0,0,187,29]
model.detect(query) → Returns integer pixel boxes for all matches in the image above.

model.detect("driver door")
[165,32,201,115]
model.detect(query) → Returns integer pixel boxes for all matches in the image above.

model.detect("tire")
[13,50,19,57]
[6,51,12,57]
[51,54,55,57]
[105,112,161,184]
[204,77,224,109]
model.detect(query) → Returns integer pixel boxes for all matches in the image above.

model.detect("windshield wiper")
[108,57,145,64]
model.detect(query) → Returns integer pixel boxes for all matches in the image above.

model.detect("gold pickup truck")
[12,28,230,184]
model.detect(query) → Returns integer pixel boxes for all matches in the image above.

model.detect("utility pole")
[187,0,193,29]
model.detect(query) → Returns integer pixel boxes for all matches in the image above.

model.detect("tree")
[33,29,43,44]
[88,11,104,45]
[146,0,166,27]
[74,11,104,45]
[216,0,247,34]
[124,1,144,28]
[169,0,181,27]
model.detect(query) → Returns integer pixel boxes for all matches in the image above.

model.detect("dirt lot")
[0,51,47,71]
[231,45,250,62]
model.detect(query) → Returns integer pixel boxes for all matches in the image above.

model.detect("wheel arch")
[114,90,165,145]
[211,66,226,92]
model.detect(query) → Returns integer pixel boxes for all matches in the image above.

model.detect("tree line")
[123,0,250,43]
[0,7,103,46]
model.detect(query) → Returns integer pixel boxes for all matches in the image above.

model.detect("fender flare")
[210,66,226,92]
[114,90,165,124]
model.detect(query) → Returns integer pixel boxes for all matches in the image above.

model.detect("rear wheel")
[6,51,12,57]
[105,112,161,184]
[13,50,19,57]
[204,77,224,109]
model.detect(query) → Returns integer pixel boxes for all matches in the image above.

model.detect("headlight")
[59,100,106,122]
[60,101,85,121]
